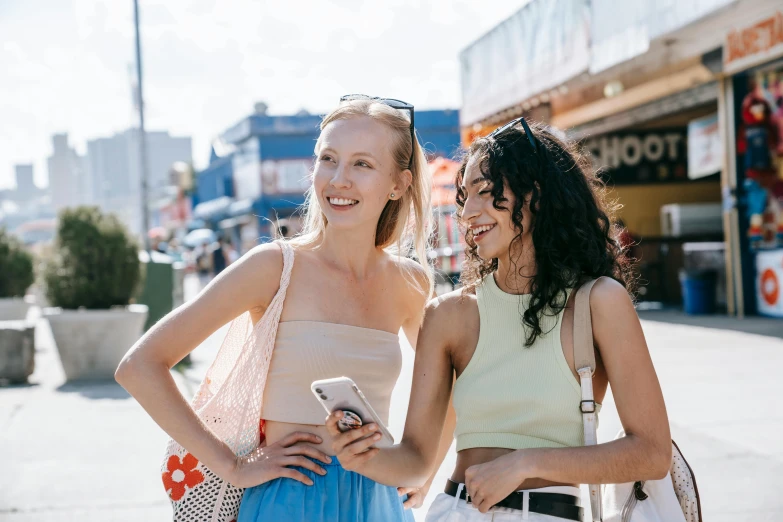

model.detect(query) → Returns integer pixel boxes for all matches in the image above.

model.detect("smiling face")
[459,156,533,262]
[313,116,410,235]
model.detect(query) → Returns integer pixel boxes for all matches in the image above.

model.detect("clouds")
[0,0,521,189]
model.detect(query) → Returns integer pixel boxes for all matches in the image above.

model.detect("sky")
[0,0,523,190]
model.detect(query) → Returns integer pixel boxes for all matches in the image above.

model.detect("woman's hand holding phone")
[326,411,427,510]
[325,410,383,472]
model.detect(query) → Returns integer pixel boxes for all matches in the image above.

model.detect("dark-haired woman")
[326,119,673,521]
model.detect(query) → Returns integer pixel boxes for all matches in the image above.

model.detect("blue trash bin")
[679,269,717,315]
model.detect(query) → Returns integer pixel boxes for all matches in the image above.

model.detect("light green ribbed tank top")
[453,273,593,452]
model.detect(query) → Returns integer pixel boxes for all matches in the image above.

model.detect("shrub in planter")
[0,228,34,320]
[43,207,148,381]
[45,206,142,309]
[0,228,35,383]
[0,228,34,298]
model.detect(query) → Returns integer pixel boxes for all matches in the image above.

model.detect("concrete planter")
[44,305,148,381]
[0,298,31,321]
[0,320,35,384]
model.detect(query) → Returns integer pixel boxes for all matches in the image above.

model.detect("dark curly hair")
[456,120,635,346]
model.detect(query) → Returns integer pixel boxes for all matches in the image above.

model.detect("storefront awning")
[228,198,254,218]
[192,196,233,221]
[566,82,719,140]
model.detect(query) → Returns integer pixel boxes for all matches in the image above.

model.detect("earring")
[390,193,396,199]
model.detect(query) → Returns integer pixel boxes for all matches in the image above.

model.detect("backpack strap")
[574,279,599,375]
[573,278,603,522]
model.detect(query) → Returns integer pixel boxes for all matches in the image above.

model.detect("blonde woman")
[116,95,454,521]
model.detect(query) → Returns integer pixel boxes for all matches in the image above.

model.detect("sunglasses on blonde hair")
[340,94,415,169]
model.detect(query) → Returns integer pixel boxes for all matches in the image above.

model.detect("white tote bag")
[573,279,702,522]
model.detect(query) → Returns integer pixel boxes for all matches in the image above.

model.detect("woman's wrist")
[212,443,241,483]
[513,448,542,481]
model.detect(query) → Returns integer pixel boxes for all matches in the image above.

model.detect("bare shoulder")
[224,242,285,310]
[239,242,285,277]
[423,288,478,340]
[589,277,634,316]
[589,277,647,359]
[387,254,431,301]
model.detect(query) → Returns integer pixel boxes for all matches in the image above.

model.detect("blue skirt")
[237,458,415,522]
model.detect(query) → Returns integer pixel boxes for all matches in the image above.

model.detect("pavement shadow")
[56,380,131,400]
[638,309,783,340]
[0,380,40,390]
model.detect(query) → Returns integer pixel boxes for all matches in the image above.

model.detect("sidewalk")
[0,305,192,521]
[601,320,782,522]
[638,308,783,339]
[1,295,780,521]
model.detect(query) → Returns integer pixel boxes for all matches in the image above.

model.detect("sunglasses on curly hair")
[487,116,539,153]
[340,94,415,169]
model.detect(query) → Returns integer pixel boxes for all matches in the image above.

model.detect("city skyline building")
[13,164,37,202]
[47,133,88,212]
[86,128,192,234]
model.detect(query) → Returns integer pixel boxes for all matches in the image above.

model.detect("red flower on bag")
[162,452,205,501]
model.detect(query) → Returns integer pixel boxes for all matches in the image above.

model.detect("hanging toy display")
[739,72,783,251]
[777,213,783,247]
[774,76,783,157]
[749,214,764,251]
[744,178,769,252]
[737,77,778,188]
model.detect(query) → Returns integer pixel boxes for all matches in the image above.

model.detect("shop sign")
[724,11,783,74]
[687,114,722,180]
[756,249,783,318]
[584,129,689,185]
[261,159,313,195]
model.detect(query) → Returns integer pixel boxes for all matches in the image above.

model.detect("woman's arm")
[399,390,456,507]
[115,243,331,487]
[400,272,457,507]
[327,293,462,488]
[464,278,672,513]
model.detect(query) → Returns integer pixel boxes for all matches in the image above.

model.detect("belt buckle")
[465,491,471,504]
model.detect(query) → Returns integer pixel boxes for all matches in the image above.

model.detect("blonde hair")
[289,99,433,295]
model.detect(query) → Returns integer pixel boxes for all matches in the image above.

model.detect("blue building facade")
[194,108,460,253]
[196,150,234,204]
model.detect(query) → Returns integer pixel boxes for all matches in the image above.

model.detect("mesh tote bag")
[161,241,294,522]
[573,278,703,522]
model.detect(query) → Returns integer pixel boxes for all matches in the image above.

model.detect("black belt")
[444,479,583,521]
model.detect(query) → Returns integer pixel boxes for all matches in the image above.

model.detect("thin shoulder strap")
[573,277,603,522]
[276,240,295,292]
[258,240,295,325]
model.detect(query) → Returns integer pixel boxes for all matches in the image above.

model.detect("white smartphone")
[311,376,394,448]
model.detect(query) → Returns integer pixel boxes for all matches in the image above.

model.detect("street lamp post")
[133,0,151,252]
